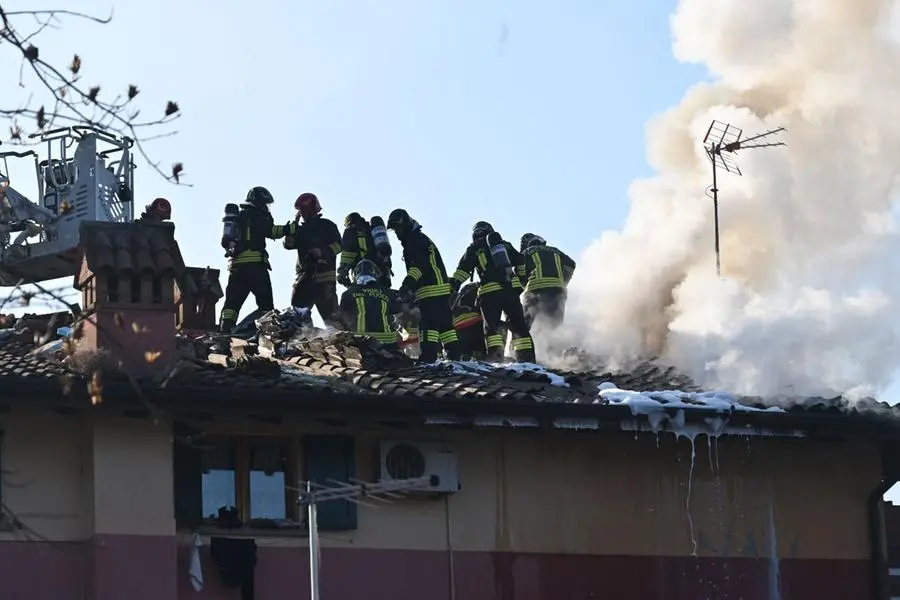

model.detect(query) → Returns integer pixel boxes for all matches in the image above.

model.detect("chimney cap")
[75,220,186,289]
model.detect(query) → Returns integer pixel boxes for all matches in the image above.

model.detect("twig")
[0,5,187,184]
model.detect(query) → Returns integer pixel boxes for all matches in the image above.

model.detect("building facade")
[0,219,896,600]
[0,406,885,600]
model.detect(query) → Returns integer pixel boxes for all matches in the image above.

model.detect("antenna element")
[701,120,786,275]
[298,475,437,600]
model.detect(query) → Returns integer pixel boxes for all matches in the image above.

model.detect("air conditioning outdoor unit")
[379,440,460,494]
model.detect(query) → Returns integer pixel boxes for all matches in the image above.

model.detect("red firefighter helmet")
[149,197,172,220]
[295,193,321,218]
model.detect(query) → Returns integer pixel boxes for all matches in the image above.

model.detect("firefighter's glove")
[337,265,351,286]
[398,285,415,305]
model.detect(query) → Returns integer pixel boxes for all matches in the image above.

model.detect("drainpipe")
[869,478,897,600]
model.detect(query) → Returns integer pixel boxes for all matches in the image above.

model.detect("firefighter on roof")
[451,281,487,360]
[338,259,403,351]
[337,213,376,287]
[136,197,171,222]
[451,221,535,363]
[218,186,289,332]
[284,193,343,325]
[387,209,461,362]
[519,233,577,329]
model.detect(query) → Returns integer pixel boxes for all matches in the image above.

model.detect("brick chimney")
[175,266,223,331]
[74,220,186,374]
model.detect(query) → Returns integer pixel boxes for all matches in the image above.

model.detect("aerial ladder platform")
[0,125,136,286]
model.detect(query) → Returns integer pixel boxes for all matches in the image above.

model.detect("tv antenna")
[298,475,437,600]
[702,120,786,275]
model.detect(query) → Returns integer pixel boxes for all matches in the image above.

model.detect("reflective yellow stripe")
[477,250,488,271]
[340,251,358,265]
[429,246,444,285]
[526,279,565,292]
[533,252,544,280]
[453,312,482,328]
[524,250,565,293]
[439,330,459,343]
[513,335,534,350]
[415,283,452,300]
[408,267,423,281]
[485,334,504,349]
[477,282,502,295]
[452,269,469,283]
[355,296,366,333]
[382,301,390,334]
[231,250,264,264]
[363,331,400,344]
[358,235,368,253]
[329,241,342,254]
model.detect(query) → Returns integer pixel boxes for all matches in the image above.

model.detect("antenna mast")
[701,120,786,276]
[298,475,437,600]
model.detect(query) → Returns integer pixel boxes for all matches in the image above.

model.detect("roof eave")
[5,378,899,443]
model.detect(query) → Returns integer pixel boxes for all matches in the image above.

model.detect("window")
[173,431,358,532]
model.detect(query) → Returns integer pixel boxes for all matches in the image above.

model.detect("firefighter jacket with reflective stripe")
[522,245,576,293]
[339,225,375,270]
[288,216,342,283]
[338,284,402,344]
[229,205,287,268]
[399,230,453,301]
[452,240,526,295]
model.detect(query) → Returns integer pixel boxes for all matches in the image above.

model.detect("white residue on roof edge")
[432,360,571,387]
[597,381,785,414]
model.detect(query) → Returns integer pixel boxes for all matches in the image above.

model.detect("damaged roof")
[0,309,899,439]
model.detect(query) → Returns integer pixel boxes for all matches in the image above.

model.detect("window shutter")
[303,434,357,531]
[172,426,203,529]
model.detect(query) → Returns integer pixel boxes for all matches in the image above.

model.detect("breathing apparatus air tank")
[370,215,393,276]
[370,215,392,259]
[221,203,241,257]
[486,231,513,278]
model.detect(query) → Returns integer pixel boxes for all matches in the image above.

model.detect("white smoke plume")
[557,0,900,400]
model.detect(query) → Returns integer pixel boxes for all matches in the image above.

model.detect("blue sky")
[0,0,704,317]
[3,1,899,498]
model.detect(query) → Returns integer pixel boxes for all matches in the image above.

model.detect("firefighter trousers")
[291,277,339,325]
[479,287,535,363]
[220,262,274,332]
[416,295,461,362]
[456,323,486,360]
[522,288,567,330]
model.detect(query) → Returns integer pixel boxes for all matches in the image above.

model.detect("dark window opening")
[130,275,141,303]
[106,275,120,303]
[152,277,163,304]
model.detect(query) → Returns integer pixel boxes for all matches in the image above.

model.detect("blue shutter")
[303,434,357,531]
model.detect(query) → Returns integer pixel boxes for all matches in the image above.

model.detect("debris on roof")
[0,305,896,435]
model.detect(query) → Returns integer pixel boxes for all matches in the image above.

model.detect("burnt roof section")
[0,311,899,441]
[75,220,186,287]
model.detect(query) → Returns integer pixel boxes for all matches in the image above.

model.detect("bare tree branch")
[0,4,188,185]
